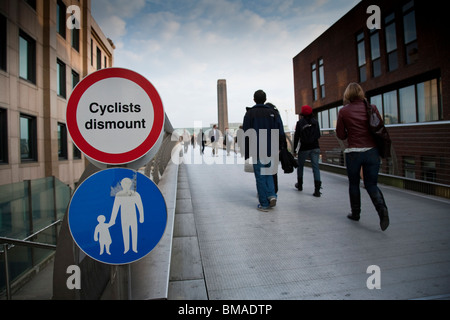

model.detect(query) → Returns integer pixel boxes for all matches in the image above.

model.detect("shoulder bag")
[364,99,392,158]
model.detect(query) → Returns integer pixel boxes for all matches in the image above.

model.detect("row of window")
[309,1,419,101]
[1,3,109,78]
[317,78,441,129]
[59,0,107,70]
[0,108,81,164]
[357,0,417,82]
[57,59,80,98]
[57,0,80,51]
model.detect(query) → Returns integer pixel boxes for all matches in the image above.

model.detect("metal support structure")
[2,244,11,300]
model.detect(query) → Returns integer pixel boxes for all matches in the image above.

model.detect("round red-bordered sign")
[67,68,164,166]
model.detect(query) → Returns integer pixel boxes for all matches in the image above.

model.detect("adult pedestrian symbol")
[68,168,167,265]
[66,68,165,168]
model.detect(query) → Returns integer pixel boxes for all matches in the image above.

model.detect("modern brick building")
[0,0,114,188]
[293,0,450,191]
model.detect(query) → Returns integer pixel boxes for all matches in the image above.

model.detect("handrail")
[0,237,57,251]
[0,219,61,300]
[23,220,62,242]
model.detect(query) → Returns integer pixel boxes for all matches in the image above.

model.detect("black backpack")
[300,119,317,145]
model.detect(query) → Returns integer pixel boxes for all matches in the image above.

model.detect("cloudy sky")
[91,0,360,130]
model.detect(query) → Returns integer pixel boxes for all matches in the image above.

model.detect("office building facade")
[293,0,449,189]
[0,0,114,188]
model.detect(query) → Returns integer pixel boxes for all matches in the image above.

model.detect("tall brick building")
[293,0,450,190]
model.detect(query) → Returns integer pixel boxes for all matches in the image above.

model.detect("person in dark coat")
[293,105,322,197]
[243,90,285,212]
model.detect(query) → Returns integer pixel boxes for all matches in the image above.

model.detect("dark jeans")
[297,148,321,181]
[345,148,387,214]
[253,160,277,208]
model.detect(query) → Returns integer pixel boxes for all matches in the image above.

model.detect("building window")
[399,85,416,123]
[385,13,398,71]
[311,62,318,101]
[104,56,107,69]
[318,58,325,98]
[369,78,440,125]
[383,90,398,124]
[97,46,102,70]
[370,30,381,78]
[73,144,82,159]
[58,123,68,160]
[321,109,329,129]
[57,0,66,39]
[91,39,93,66]
[403,157,416,179]
[72,27,80,51]
[72,69,79,89]
[57,59,66,98]
[19,30,36,83]
[370,94,383,118]
[329,107,338,128]
[417,79,439,122]
[20,114,37,162]
[0,108,7,164]
[356,32,366,82]
[0,14,6,72]
[403,1,418,64]
[422,157,436,182]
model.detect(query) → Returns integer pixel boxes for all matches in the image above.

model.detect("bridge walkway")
[177,146,450,300]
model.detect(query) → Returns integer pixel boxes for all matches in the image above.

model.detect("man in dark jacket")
[293,105,322,197]
[243,90,285,212]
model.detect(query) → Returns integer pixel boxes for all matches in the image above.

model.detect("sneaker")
[257,204,270,212]
[268,197,277,207]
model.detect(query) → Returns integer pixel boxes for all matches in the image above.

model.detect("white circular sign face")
[67,68,165,166]
[77,78,154,154]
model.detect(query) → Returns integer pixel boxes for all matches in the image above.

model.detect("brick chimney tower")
[217,79,229,135]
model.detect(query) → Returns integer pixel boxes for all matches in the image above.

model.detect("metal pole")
[3,244,11,300]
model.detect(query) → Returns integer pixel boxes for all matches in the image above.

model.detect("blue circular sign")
[68,168,167,265]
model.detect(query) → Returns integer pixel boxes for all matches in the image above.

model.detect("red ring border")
[66,68,164,165]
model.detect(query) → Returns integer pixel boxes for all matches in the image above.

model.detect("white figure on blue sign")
[108,177,144,254]
[94,215,112,255]
[69,168,167,265]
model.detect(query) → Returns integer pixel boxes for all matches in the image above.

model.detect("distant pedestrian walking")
[198,129,205,155]
[183,129,190,153]
[293,105,322,197]
[224,127,233,156]
[336,83,389,231]
[209,125,219,157]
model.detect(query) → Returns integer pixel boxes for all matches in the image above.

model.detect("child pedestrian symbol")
[94,215,112,255]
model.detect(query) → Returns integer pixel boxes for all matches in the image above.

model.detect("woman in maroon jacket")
[336,83,389,231]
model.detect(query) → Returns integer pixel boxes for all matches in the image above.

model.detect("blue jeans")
[253,160,277,207]
[345,148,387,213]
[297,148,321,181]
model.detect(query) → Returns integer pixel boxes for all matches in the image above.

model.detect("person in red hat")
[293,105,322,197]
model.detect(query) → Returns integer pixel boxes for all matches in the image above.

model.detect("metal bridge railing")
[0,219,62,300]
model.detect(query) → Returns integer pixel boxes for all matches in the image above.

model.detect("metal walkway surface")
[183,146,450,300]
